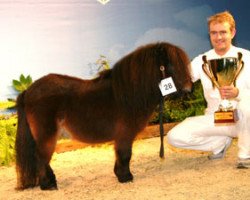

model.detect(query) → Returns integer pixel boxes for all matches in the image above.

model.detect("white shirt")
[191,45,250,114]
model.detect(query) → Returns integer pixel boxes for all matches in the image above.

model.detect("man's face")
[209,22,236,55]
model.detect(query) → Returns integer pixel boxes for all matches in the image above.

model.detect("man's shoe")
[237,158,250,169]
[208,138,232,160]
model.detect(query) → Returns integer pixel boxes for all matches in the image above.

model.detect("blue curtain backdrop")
[0,0,250,100]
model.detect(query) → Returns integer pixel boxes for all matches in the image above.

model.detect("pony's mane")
[112,44,159,113]
[110,42,190,115]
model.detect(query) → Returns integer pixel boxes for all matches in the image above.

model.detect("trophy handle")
[202,55,220,88]
[232,52,244,86]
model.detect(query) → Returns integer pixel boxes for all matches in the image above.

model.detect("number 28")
[164,83,173,90]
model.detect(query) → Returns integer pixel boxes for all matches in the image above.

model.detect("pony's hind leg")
[30,114,59,190]
[38,164,57,190]
[114,138,133,183]
[35,136,58,190]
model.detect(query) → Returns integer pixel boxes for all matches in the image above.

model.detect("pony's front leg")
[114,140,133,183]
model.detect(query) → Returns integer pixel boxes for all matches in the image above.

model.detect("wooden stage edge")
[55,122,178,153]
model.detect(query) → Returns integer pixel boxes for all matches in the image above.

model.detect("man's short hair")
[207,11,236,32]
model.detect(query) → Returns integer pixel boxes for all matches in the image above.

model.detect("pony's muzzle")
[182,80,193,93]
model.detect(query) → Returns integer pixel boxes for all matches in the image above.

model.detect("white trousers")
[167,99,250,159]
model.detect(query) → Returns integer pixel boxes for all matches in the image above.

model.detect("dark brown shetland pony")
[15,42,192,190]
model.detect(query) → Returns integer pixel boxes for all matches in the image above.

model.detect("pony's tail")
[15,91,38,190]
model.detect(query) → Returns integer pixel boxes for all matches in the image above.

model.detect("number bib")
[159,77,177,96]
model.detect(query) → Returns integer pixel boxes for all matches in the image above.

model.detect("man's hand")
[219,86,239,99]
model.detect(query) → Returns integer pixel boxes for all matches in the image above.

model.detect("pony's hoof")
[40,183,58,190]
[117,173,133,183]
[15,182,37,190]
[40,185,58,190]
[15,186,27,191]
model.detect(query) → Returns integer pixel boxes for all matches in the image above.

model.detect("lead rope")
[159,66,165,158]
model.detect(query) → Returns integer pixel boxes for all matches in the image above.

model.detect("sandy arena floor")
[1,136,250,200]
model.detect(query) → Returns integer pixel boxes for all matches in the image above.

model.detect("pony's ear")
[152,43,167,69]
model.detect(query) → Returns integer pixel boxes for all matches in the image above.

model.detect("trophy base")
[214,109,238,123]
